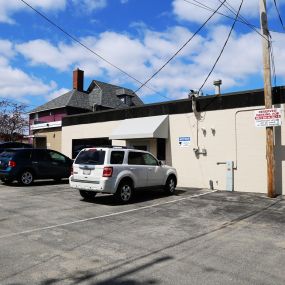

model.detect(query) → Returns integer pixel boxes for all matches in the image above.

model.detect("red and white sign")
[254,108,282,127]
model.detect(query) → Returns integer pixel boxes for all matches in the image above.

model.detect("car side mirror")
[158,160,162,166]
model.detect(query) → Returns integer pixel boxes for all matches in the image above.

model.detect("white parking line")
[0,190,217,240]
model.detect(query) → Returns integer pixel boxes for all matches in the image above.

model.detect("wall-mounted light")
[201,127,206,136]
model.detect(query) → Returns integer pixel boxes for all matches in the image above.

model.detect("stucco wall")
[36,128,62,153]
[168,105,284,194]
[62,120,121,157]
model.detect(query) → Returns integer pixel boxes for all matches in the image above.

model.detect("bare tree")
[0,99,29,141]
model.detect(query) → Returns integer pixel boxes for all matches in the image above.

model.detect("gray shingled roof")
[30,80,144,114]
[89,80,144,109]
[29,90,90,113]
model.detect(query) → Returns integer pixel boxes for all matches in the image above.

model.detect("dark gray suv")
[0,148,72,185]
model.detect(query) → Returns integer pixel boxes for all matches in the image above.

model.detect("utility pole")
[259,0,276,198]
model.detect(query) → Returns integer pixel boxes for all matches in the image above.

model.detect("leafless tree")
[0,99,29,141]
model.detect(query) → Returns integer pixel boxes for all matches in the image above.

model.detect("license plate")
[83,169,91,175]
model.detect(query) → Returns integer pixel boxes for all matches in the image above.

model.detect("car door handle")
[130,167,136,170]
[32,161,38,164]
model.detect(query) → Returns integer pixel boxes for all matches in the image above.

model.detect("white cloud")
[16,39,73,71]
[46,87,69,100]
[0,39,59,101]
[0,0,66,24]
[15,33,152,80]
[172,0,285,24]
[72,0,107,13]
[270,32,285,79]
[0,63,55,100]
[13,23,285,101]
[0,39,15,59]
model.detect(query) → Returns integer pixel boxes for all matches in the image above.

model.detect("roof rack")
[88,145,133,149]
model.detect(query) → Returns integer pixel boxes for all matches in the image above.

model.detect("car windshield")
[75,149,105,165]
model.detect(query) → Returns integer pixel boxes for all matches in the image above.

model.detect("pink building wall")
[29,108,67,126]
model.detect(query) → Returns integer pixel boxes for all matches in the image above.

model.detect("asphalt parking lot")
[0,181,284,285]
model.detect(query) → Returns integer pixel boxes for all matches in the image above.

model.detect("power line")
[18,0,172,101]
[218,0,254,26]
[198,0,244,92]
[273,0,285,31]
[189,0,250,26]
[182,0,275,39]
[219,0,278,89]
[134,0,227,94]
[182,0,247,24]
[217,0,266,39]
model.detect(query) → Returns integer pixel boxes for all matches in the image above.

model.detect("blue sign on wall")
[179,137,191,147]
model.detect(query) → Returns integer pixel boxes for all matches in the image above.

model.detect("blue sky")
[0,0,285,111]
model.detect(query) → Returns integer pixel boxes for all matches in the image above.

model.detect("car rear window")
[0,150,17,159]
[110,151,124,164]
[0,150,31,160]
[75,149,105,165]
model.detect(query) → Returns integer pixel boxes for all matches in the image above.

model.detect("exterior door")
[35,137,47,149]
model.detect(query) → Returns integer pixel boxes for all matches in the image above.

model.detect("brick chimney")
[73,68,84,91]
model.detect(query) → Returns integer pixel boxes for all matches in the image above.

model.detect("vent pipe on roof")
[213,79,222,95]
[73,68,84,92]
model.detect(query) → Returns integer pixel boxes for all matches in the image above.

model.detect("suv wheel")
[79,190,97,200]
[18,170,34,186]
[116,181,133,203]
[164,176,176,195]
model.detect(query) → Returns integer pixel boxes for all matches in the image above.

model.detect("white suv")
[69,146,177,203]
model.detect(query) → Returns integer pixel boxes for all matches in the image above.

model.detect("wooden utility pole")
[259,0,276,198]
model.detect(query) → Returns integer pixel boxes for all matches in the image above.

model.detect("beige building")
[61,87,285,195]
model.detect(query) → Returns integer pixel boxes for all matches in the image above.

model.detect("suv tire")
[115,180,133,203]
[18,170,34,186]
[164,175,176,195]
[79,190,97,200]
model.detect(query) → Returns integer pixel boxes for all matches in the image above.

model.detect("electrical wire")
[273,0,285,31]
[217,0,267,40]
[18,0,172,101]
[134,0,227,94]
[198,0,244,92]
[182,0,274,40]
[225,0,276,92]
[191,0,251,26]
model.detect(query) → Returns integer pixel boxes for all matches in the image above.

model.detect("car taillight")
[8,160,16,167]
[70,166,73,175]
[103,167,113,177]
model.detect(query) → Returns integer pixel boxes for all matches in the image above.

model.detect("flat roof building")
[61,86,285,195]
